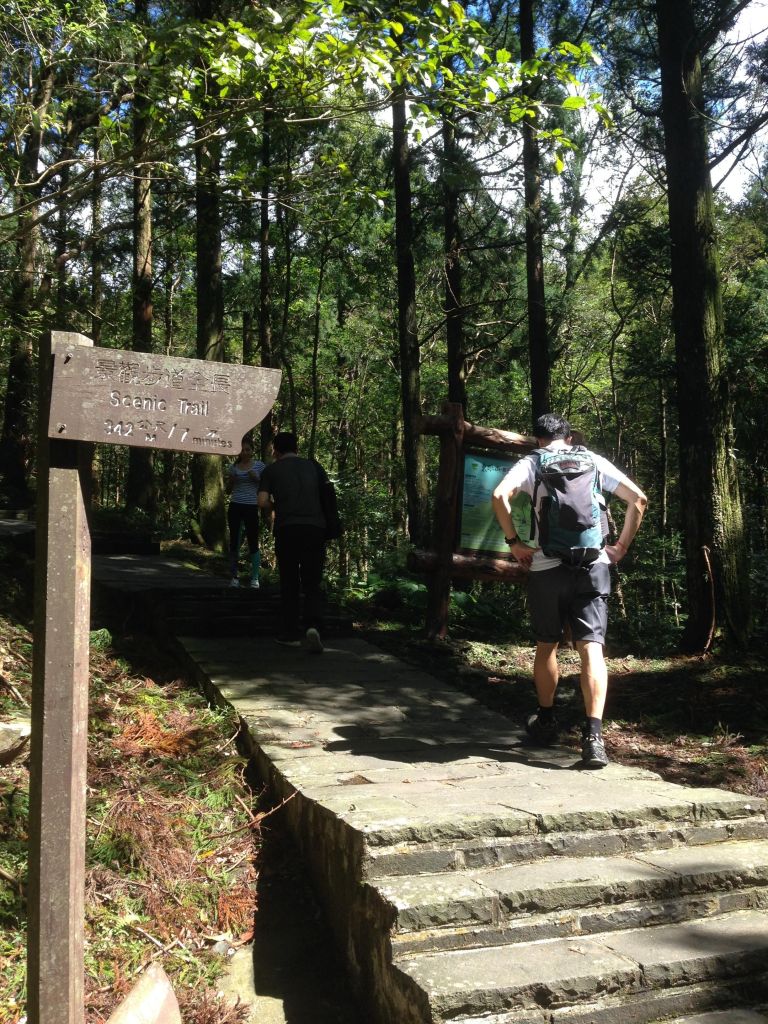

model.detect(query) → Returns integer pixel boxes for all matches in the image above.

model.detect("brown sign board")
[48,341,282,454]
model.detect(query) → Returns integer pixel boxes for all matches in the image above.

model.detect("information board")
[48,341,281,454]
[458,451,534,556]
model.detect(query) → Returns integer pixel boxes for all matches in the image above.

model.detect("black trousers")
[274,525,326,635]
[228,503,260,573]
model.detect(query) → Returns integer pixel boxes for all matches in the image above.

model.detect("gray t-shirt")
[258,456,327,530]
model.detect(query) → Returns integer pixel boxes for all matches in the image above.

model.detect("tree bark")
[308,250,327,460]
[192,3,227,550]
[126,3,157,518]
[0,66,56,507]
[656,0,750,650]
[90,138,104,346]
[259,103,274,459]
[277,200,298,435]
[520,0,551,422]
[392,85,429,546]
[442,99,467,416]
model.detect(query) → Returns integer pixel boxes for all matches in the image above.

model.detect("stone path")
[87,552,768,1024]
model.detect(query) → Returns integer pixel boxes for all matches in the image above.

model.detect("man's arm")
[492,472,535,566]
[605,479,647,563]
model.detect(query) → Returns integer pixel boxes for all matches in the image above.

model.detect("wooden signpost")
[27,331,281,1024]
[411,401,535,639]
[47,337,281,454]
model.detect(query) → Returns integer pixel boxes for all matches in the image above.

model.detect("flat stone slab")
[374,839,768,935]
[176,634,766,854]
[396,909,768,1018]
[0,718,31,764]
[664,1013,768,1023]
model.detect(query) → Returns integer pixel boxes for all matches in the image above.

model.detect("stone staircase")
[164,625,768,1024]
[360,790,768,1023]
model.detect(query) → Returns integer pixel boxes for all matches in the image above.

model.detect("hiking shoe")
[228,578,240,588]
[525,712,560,747]
[250,578,260,589]
[274,634,301,647]
[581,733,609,768]
[304,627,324,654]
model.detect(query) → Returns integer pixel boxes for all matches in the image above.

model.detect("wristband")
[504,535,518,546]
[615,539,627,551]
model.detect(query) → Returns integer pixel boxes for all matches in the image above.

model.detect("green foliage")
[1,0,768,651]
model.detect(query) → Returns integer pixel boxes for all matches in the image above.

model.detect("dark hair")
[534,413,571,441]
[272,431,298,454]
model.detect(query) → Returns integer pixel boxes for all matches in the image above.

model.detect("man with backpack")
[492,413,647,768]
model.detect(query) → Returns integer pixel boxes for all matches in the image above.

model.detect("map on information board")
[458,451,534,556]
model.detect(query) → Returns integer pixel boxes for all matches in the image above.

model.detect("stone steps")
[444,987,768,1024]
[662,1012,768,1024]
[163,627,768,1024]
[392,908,768,1023]
[157,592,352,639]
[371,839,768,954]
[364,790,768,880]
[361,795,768,1022]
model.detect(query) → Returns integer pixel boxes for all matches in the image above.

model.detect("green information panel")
[458,451,534,556]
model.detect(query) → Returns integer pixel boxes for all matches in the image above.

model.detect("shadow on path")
[248,817,362,1024]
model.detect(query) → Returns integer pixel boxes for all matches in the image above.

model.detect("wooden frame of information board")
[409,401,535,639]
[27,331,281,1024]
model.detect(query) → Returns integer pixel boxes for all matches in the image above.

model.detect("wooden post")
[409,549,529,583]
[414,410,533,637]
[27,331,93,1024]
[424,401,465,639]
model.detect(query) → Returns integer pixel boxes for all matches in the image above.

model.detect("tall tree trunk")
[90,138,104,345]
[308,250,327,460]
[442,109,467,416]
[392,85,429,546]
[243,310,255,367]
[520,0,550,422]
[0,67,56,507]
[54,127,74,329]
[335,293,351,579]
[277,201,297,435]
[193,119,227,550]
[656,0,750,651]
[191,0,227,550]
[126,4,157,518]
[259,103,274,459]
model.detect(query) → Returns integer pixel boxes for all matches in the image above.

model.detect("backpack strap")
[529,450,544,544]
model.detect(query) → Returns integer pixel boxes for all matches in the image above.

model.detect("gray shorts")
[527,562,611,645]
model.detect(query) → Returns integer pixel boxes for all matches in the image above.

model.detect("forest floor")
[0,544,257,1024]
[2,536,768,1023]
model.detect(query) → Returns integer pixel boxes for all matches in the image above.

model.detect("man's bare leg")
[533,642,559,707]
[576,640,609,767]
[576,640,608,718]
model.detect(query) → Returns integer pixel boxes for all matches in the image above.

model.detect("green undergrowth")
[0,552,257,1024]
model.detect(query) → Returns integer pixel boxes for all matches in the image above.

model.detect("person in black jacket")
[257,432,328,653]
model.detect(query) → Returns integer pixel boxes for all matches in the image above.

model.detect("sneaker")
[228,578,240,588]
[304,627,324,654]
[525,711,560,747]
[274,634,301,647]
[250,579,260,589]
[581,733,609,768]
